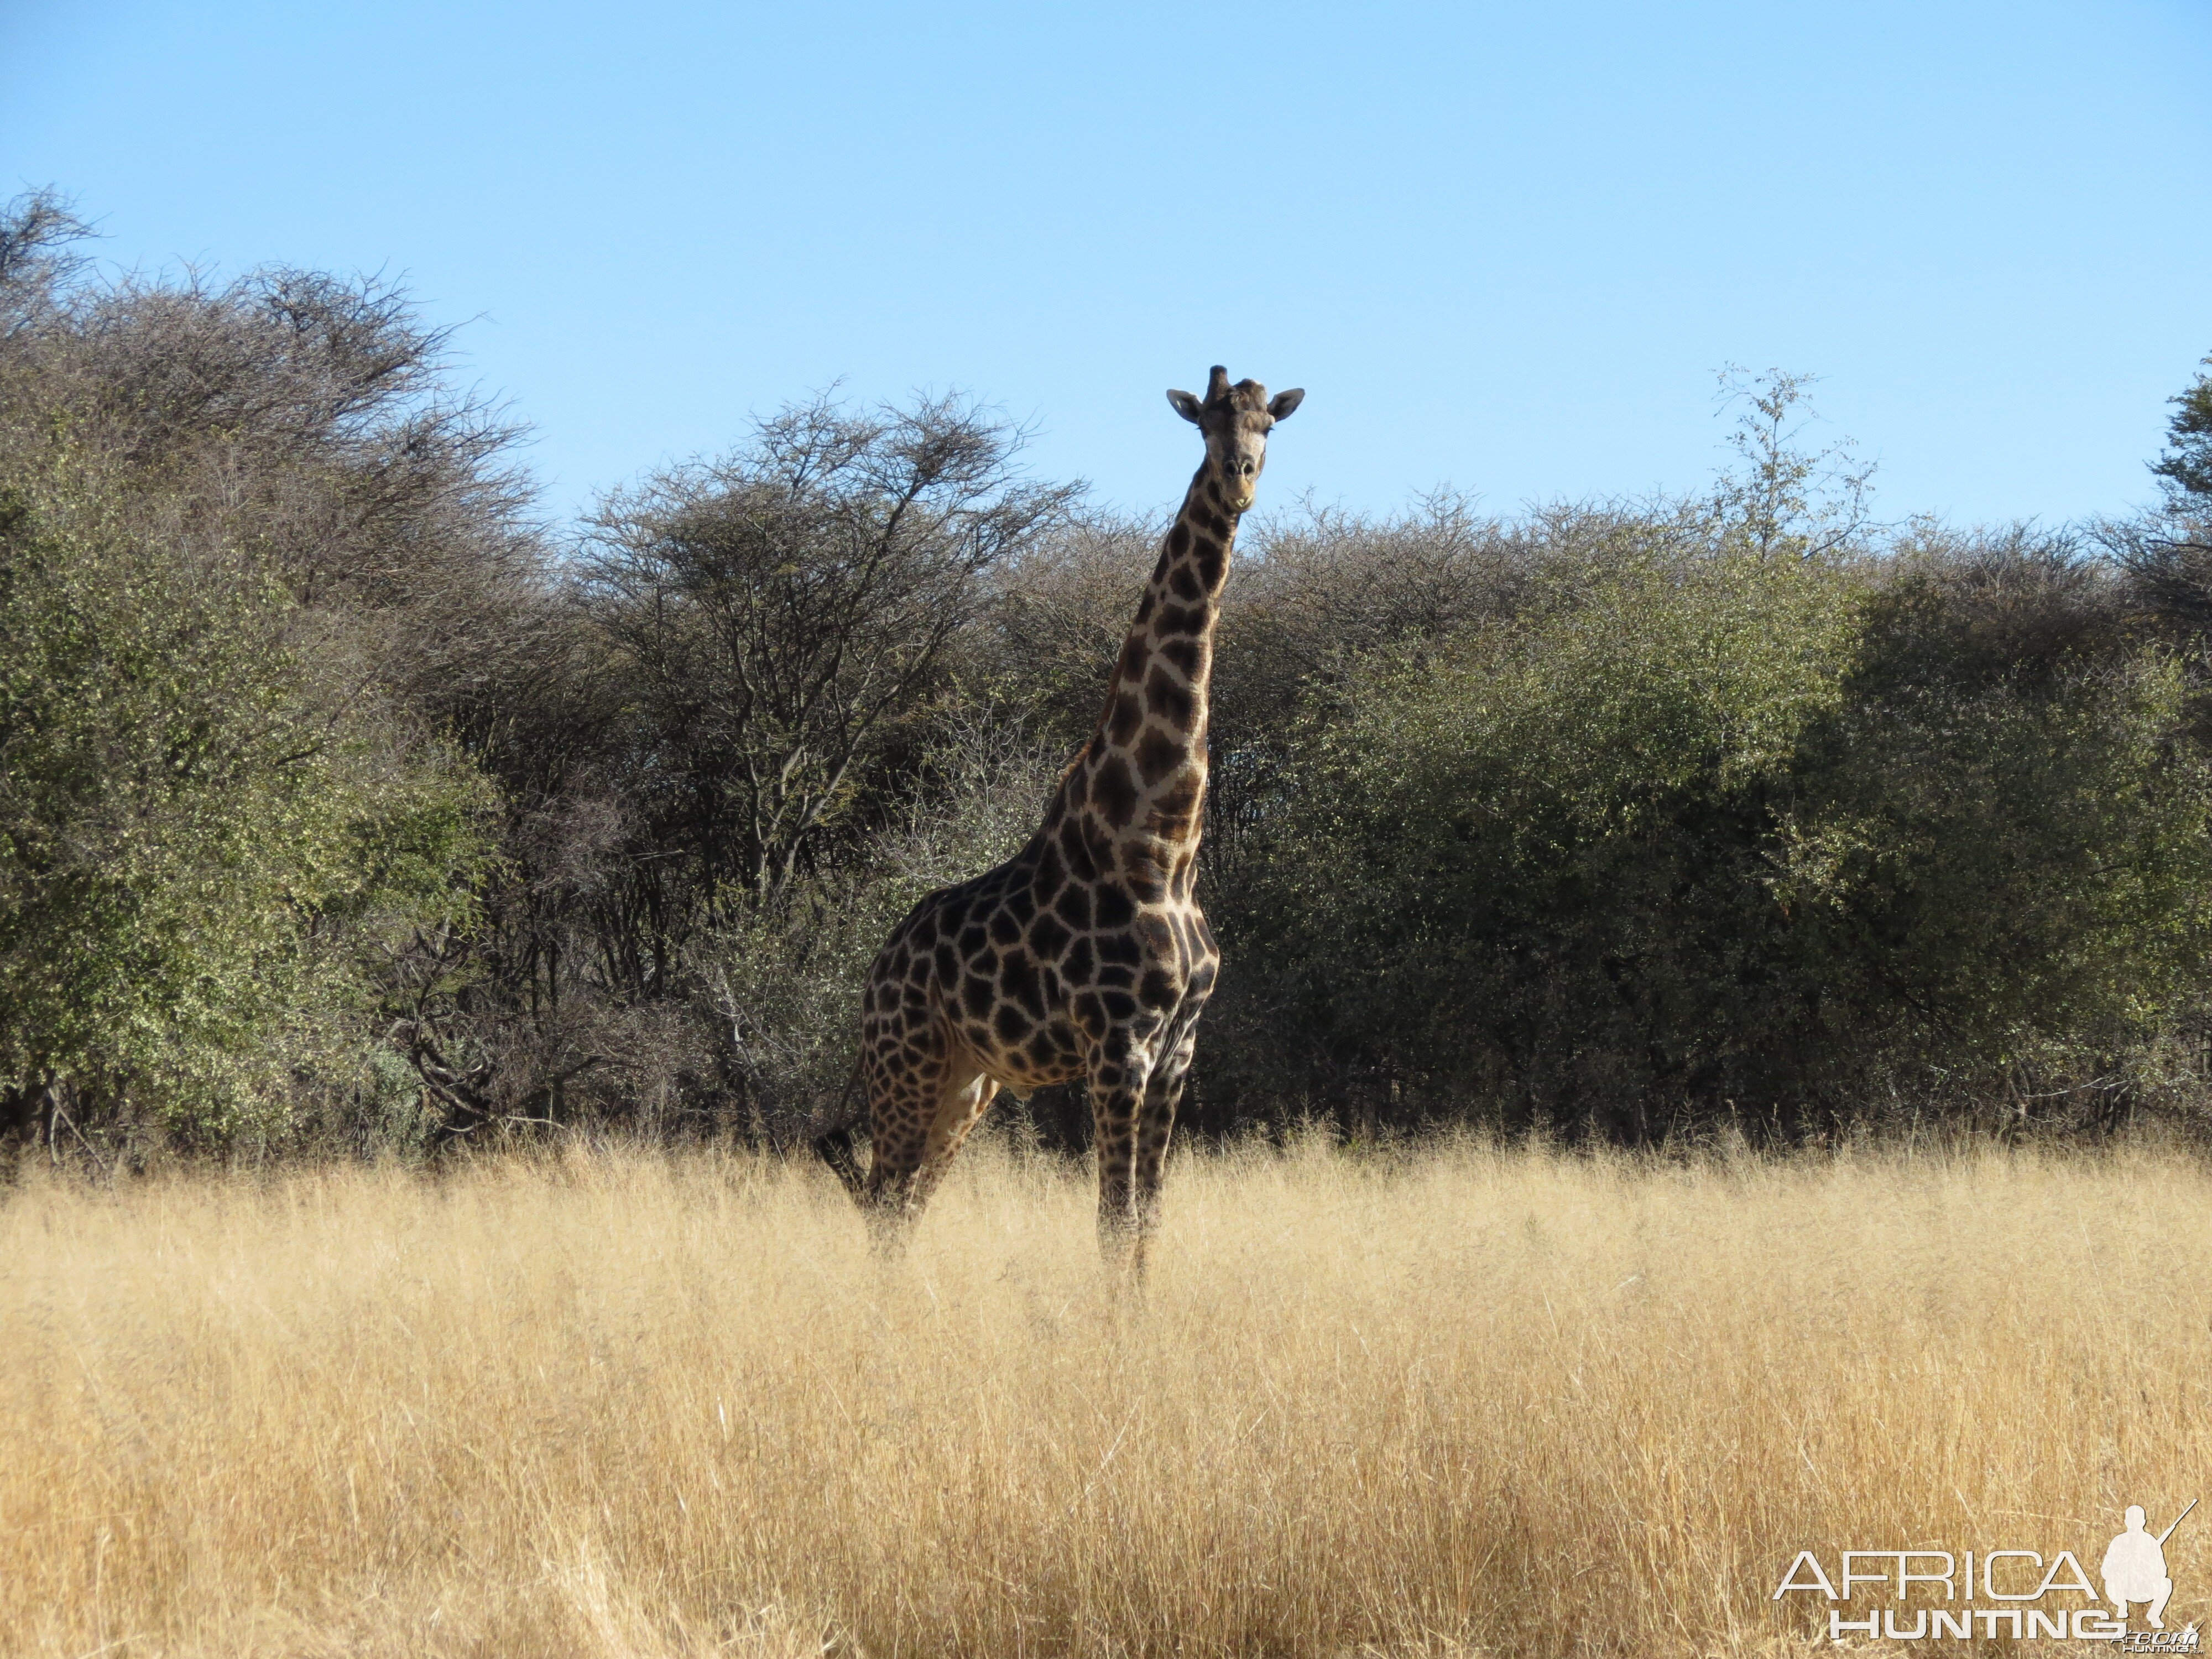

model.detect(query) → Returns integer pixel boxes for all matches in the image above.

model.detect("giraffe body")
[817,367,1302,1261]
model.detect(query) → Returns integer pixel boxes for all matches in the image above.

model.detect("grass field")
[3,1131,2208,1657]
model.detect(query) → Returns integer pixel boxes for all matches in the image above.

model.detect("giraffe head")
[1167,365,1303,513]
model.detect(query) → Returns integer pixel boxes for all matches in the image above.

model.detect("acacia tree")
[2154,354,2212,504]
[2110,353,2212,637]
[582,393,1075,979]
[1709,367,1876,561]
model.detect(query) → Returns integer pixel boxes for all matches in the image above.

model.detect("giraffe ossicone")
[816,366,1302,1268]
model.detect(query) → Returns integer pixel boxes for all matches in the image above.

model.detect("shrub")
[0,477,489,1147]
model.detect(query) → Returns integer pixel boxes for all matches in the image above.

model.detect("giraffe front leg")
[1131,989,1208,1276]
[1088,1030,1156,1266]
[1133,1016,1199,1227]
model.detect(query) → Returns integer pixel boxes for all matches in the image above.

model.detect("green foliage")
[705,718,1058,1128]
[1211,526,2212,1133]
[0,478,491,1140]
[1708,367,1874,561]
[1785,569,2212,1072]
[1222,537,1870,1128]
[2154,353,2212,502]
[583,394,1075,917]
[8,188,2212,1154]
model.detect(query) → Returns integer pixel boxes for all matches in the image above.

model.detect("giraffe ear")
[1267,388,1305,422]
[1167,388,1204,424]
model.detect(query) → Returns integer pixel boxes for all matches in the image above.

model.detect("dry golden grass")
[3,1131,2208,1657]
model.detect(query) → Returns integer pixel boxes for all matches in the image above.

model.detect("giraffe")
[816,366,1303,1265]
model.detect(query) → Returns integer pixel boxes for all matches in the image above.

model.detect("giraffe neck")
[1062,460,1238,863]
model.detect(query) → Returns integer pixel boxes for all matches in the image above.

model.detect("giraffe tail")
[811,1050,868,1202]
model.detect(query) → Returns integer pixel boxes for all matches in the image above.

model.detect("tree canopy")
[9,186,2212,1158]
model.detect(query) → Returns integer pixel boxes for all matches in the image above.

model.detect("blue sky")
[4,1,2208,529]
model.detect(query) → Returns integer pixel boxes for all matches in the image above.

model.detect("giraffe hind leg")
[857,1072,996,1256]
[859,1029,992,1248]
[910,1070,999,1211]
[859,1057,932,1245]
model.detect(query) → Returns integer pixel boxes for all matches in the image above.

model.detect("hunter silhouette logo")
[1773,1499,2199,1645]
[2106,1501,2194,1634]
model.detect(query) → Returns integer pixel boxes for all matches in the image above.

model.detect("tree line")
[6,190,2212,1164]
